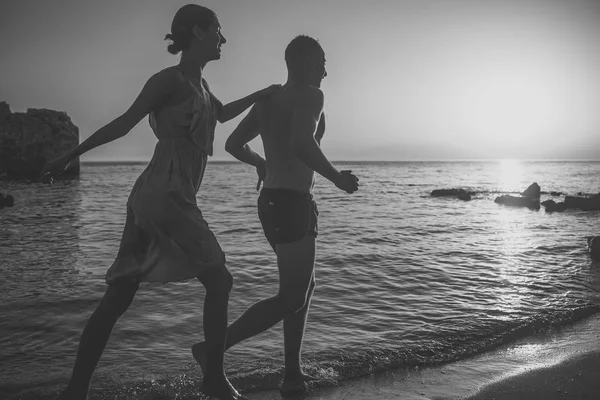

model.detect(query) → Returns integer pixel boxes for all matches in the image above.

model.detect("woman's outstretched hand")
[40,153,72,182]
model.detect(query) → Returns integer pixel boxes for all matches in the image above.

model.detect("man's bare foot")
[201,376,247,400]
[54,392,69,400]
[279,372,316,396]
[192,342,207,374]
[54,387,87,400]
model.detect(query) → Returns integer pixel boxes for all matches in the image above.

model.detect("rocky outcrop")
[542,194,600,212]
[521,182,540,201]
[0,101,79,180]
[430,188,473,201]
[494,182,541,210]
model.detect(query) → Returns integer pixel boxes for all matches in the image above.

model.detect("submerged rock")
[494,195,540,210]
[541,199,567,213]
[0,101,79,180]
[564,195,600,211]
[430,188,473,201]
[0,192,14,209]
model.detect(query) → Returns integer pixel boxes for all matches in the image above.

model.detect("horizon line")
[81,158,600,164]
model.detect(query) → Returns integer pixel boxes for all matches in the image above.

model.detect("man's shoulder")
[292,86,324,110]
[295,85,323,100]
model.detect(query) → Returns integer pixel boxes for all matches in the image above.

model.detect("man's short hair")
[285,35,324,73]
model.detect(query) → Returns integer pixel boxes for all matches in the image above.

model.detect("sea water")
[1,160,599,399]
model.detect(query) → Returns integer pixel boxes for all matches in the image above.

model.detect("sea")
[1,160,599,400]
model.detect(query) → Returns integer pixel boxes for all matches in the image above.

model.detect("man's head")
[285,35,327,88]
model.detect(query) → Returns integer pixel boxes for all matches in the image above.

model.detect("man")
[193,35,359,394]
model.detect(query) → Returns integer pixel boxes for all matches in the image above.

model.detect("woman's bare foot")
[201,376,247,400]
[279,371,316,395]
[192,341,207,374]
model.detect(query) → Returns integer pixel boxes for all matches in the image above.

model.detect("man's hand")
[334,170,359,194]
[256,160,266,191]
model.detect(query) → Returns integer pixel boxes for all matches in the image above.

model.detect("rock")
[494,195,540,210]
[0,192,14,209]
[430,188,473,201]
[588,236,600,260]
[457,192,472,201]
[0,101,79,180]
[541,199,556,212]
[542,200,566,213]
[495,183,542,210]
[542,194,600,212]
[0,101,10,120]
[521,182,541,200]
[564,196,600,211]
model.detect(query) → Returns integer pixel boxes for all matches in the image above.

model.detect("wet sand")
[464,351,600,400]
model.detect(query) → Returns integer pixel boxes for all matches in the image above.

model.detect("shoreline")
[245,313,600,400]
[4,314,600,400]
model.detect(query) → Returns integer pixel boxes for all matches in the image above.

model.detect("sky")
[1,0,599,161]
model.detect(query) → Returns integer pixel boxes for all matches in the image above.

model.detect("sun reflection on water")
[490,184,535,316]
[497,159,524,193]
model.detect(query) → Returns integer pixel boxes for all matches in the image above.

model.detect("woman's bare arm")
[66,70,176,162]
[218,84,279,123]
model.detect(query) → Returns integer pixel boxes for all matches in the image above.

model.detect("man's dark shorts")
[258,188,319,251]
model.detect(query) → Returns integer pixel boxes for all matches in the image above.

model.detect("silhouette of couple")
[42,4,359,400]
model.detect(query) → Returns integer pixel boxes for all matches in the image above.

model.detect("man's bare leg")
[280,272,316,394]
[197,267,247,400]
[193,236,316,375]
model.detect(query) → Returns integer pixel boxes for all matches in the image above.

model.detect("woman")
[42,4,276,400]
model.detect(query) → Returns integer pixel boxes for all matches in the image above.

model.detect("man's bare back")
[254,84,325,194]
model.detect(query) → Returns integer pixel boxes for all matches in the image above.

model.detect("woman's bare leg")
[56,283,138,400]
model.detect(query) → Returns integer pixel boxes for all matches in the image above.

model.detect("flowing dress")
[106,71,225,284]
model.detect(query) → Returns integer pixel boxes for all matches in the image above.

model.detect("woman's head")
[164,4,226,60]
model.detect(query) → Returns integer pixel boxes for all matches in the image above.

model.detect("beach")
[465,351,600,400]
[244,313,600,400]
